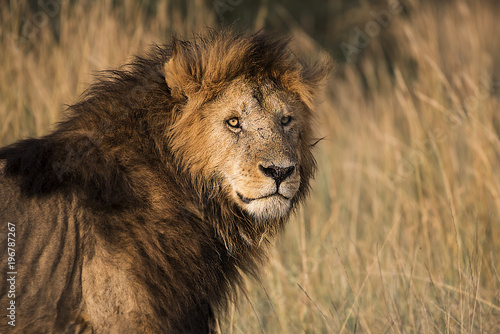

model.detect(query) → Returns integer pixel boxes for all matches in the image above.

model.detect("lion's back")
[0,160,89,332]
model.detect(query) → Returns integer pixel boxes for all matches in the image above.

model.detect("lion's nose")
[259,164,295,185]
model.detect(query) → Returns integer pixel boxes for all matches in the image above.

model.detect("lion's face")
[169,79,312,221]
[210,81,302,220]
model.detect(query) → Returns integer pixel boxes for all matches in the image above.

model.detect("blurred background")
[1,0,500,332]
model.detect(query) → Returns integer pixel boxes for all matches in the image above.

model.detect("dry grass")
[2,1,499,333]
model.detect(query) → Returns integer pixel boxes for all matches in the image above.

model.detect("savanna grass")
[1,1,498,332]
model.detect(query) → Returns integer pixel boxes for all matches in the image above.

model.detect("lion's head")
[163,31,331,221]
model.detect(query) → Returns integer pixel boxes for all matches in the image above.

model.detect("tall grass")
[2,1,499,332]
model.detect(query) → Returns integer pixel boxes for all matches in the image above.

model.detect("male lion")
[0,30,330,333]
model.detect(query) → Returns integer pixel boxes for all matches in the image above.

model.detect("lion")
[0,30,331,333]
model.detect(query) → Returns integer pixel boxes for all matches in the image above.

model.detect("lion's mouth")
[237,192,289,204]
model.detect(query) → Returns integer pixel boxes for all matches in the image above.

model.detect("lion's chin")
[237,193,292,221]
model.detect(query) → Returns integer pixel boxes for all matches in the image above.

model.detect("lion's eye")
[226,117,241,129]
[281,115,292,126]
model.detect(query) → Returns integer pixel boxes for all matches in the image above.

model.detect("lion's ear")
[297,55,333,108]
[165,54,204,101]
[164,56,190,101]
